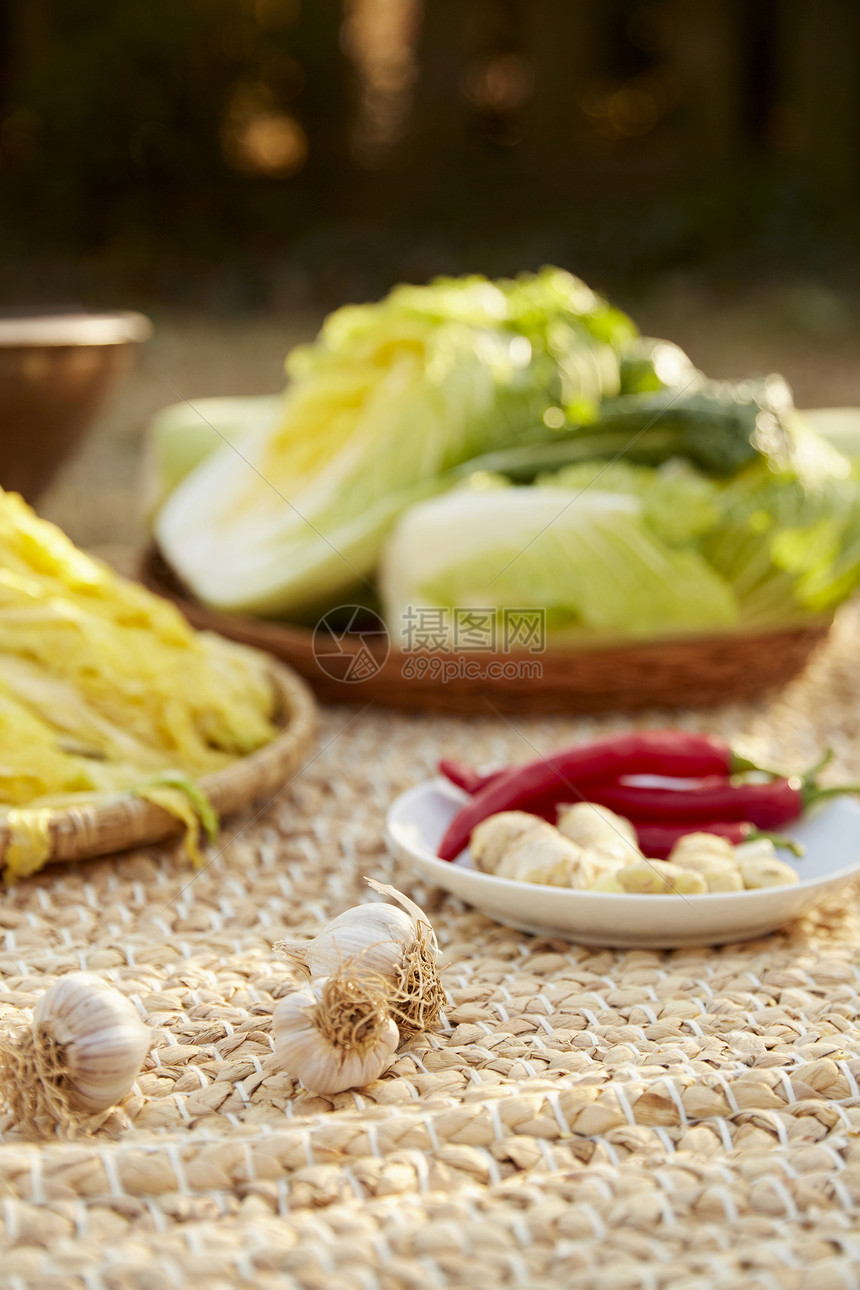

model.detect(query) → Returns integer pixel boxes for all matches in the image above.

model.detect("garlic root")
[364,879,446,1036]
[272,974,399,1095]
[0,1026,78,1133]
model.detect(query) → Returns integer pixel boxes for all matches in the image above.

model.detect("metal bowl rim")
[0,311,152,348]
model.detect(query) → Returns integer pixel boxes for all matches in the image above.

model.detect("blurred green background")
[3,0,860,547]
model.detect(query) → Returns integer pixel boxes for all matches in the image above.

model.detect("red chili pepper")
[582,776,852,830]
[632,820,803,860]
[438,731,765,802]
[436,731,774,861]
[437,759,504,795]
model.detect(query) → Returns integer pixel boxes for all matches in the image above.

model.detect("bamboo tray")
[0,661,317,872]
[141,547,832,715]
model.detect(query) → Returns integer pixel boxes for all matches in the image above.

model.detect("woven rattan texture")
[3,608,860,1289]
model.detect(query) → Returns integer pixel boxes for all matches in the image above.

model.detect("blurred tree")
[0,0,354,264]
[0,0,857,301]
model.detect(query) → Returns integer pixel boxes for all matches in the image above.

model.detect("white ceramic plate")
[385,778,860,948]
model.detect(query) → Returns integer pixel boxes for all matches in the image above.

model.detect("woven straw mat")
[4,608,860,1290]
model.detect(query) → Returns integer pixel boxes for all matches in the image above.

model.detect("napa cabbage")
[379,482,738,648]
[154,269,635,618]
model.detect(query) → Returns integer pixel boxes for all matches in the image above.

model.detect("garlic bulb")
[272,976,399,1095]
[277,901,415,983]
[0,972,151,1134]
[275,879,445,1037]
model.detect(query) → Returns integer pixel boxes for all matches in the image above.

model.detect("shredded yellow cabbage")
[0,489,279,880]
[137,786,206,868]
[3,808,53,881]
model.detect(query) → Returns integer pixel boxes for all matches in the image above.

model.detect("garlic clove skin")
[32,973,151,1113]
[308,904,415,981]
[272,978,399,1095]
[64,1023,153,1111]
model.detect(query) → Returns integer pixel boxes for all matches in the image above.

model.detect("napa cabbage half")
[378,443,860,649]
[378,482,738,647]
[154,269,635,618]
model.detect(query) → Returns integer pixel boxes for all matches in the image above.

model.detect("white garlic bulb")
[278,901,416,982]
[0,972,151,1133]
[275,880,445,1038]
[272,976,399,1095]
[33,973,152,1111]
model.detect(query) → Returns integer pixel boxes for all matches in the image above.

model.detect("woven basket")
[141,547,833,714]
[0,661,316,870]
